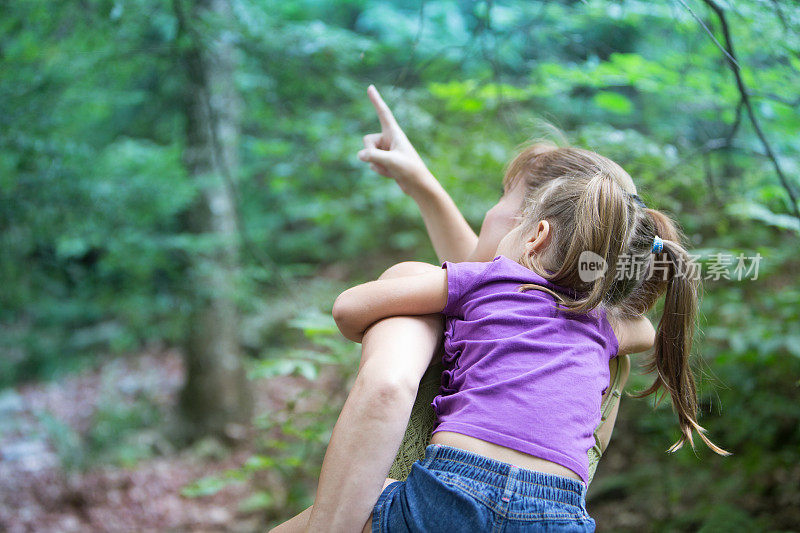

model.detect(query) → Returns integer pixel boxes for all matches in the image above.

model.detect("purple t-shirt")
[432,255,619,485]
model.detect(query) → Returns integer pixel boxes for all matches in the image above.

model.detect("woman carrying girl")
[273,86,728,532]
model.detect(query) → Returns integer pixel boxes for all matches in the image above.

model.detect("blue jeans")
[372,444,595,532]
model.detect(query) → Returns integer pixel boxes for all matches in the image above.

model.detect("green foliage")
[37,412,87,472]
[38,388,164,471]
[181,468,247,498]
[86,393,163,468]
[2,0,799,529]
[183,309,358,517]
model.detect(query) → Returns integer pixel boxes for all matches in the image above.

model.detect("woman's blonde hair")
[503,140,730,457]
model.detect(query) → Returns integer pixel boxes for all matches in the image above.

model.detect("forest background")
[1,0,799,531]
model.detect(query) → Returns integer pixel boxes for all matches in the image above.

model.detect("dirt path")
[0,349,316,532]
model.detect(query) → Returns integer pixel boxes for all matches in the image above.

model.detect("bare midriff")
[430,431,583,483]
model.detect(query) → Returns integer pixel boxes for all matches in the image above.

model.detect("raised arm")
[357,85,478,262]
[406,170,479,263]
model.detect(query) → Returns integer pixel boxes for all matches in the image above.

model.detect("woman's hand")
[358,85,434,196]
[357,84,478,263]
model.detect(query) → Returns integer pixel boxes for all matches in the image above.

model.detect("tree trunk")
[175,0,252,442]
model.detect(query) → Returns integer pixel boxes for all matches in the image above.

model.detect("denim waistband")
[421,444,587,508]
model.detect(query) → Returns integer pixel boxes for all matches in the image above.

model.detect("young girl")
[273,86,729,532]
[325,164,730,531]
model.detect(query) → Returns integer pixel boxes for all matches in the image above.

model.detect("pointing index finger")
[367,84,398,130]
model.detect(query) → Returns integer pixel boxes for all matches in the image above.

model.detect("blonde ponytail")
[510,152,730,457]
[627,228,731,456]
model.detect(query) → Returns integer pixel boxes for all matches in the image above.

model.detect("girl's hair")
[504,141,730,457]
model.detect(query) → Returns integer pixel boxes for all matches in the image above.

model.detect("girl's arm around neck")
[609,313,656,355]
[332,267,448,342]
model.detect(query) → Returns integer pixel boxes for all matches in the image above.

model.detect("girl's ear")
[524,220,550,257]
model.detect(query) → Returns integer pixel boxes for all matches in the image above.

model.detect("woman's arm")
[332,266,448,342]
[302,263,446,532]
[406,169,479,263]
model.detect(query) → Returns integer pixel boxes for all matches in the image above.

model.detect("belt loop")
[500,465,518,505]
[421,444,440,468]
[578,481,589,514]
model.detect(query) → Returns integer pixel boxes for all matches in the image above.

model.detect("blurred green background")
[1,0,798,531]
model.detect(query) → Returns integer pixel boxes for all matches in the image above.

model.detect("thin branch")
[656,137,730,181]
[676,0,739,69]
[476,0,515,135]
[391,0,426,90]
[750,91,800,108]
[724,97,743,146]
[702,150,720,203]
[695,0,800,223]
[657,97,742,183]
[768,0,789,32]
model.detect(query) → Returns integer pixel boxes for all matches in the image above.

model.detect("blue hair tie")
[652,235,663,254]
